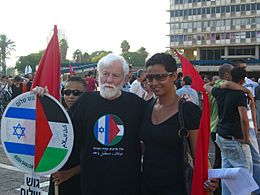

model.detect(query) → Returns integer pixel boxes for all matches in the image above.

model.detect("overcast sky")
[1,0,170,67]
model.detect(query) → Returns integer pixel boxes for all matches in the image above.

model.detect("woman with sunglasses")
[140,53,218,195]
[48,76,86,195]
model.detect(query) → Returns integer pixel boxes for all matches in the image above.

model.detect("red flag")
[175,50,210,195]
[69,65,74,76]
[31,25,60,100]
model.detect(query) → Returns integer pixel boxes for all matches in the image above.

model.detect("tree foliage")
[13,38,155,74]
[72,49,82,63]
[120,40,130,54]
[82,52,90,63]
[71,50,112,63]
[120,41,148,67]
[137,47,149,61]
[0,34,16,75]
[122,52,145,67]
[6,67,16,77]
[59,38,69,64]
[15,50,44,73]
[90,50,112,62]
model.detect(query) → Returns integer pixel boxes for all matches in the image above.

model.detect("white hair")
[97,54,129,77]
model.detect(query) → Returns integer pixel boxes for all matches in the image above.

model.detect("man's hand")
[237,138,250,145]
[204,82,214,94]
[52,170,73,185]
[204,178,219,193]
[31,86,49,96]
[247,91,254,102]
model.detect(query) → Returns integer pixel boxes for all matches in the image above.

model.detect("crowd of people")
[1,54,260,195]
[0,74,33,115]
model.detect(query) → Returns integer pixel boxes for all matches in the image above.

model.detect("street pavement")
[0,133,259,195]
[0,144,49,195]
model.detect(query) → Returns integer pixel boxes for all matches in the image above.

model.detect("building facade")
[169,0,260,61]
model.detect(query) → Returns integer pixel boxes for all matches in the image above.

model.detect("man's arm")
[52,165,80,185]
[21,77,30,85]
[203,82,215,94]
[238,106,250,144]
[250,99,258,134]
[189,129,198,158]
[220,81,250,93]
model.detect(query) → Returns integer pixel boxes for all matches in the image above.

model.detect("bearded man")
[70,54,145,195]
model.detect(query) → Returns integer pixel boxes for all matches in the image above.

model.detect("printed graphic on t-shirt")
[93,114,124,146]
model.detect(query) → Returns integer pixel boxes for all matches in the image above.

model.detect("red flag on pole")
[31,25,60,100]
[175,50,210,195]
[69,65,74,76]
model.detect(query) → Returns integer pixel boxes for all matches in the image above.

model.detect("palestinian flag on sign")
[1,92,73,175]
[94,114,124,146]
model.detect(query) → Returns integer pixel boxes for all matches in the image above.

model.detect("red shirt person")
[85,71,97,92]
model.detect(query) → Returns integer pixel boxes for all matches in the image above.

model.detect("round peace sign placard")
[1,92,74,175]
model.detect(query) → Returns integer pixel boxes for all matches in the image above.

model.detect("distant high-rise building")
[169,0,260,61]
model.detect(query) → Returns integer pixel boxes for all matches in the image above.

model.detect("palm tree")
[0,34,15,75]
[59,38,68,64]
[72,49,82,63]
[137,47,149,60]
[120,40,130,54]
[82,52,90,63]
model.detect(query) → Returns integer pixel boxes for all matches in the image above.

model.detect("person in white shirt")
[121,64,133,92]
[176,76,199,105]
[130,69,146,98]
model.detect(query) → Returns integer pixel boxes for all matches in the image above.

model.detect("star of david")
[98,126,105,133]
[13,123,26,139]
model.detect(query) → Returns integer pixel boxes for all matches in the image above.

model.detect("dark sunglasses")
[63,89,83,96]
[146,72,173,82]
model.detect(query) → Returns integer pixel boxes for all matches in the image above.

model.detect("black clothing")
[210,132,221,169]
[141,181,178,195]
[174,79,182,90]
[48,174,81,195]
[70,91,145,195]
[255,85,260,100]
[11,84,23,99]
[212,88,247,139]
[26,80,33,91]
[48,107,81,195]
[140,99,201,194]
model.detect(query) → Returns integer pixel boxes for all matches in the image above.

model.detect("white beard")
[99,84,122,100]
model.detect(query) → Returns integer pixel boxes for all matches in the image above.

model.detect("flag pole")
[55,185,59,195]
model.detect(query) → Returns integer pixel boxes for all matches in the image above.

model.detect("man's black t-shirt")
[11,84,23,99]
[140,99,201,193]
[26,81,32,91]
[70,91,145,195]
[212,88,247,138]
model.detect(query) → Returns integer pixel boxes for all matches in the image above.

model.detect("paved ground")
[0,132,259,194]
[0,144,49,195]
